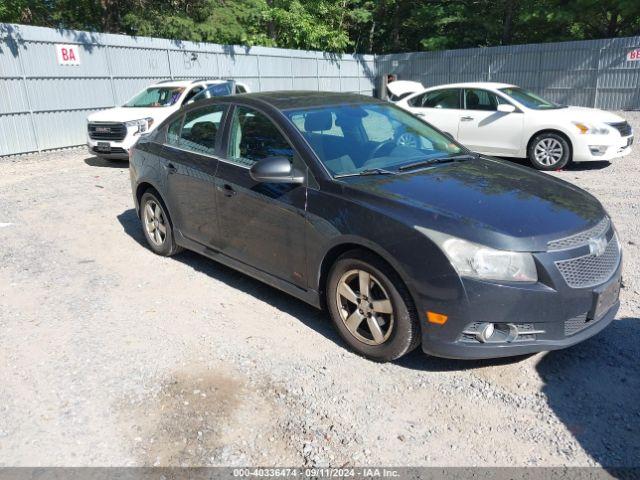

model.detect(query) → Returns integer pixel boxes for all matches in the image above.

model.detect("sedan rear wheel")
[140,190,182,256]
[327,250,420,361]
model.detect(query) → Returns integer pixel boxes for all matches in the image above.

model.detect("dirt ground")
[0,114,639,468]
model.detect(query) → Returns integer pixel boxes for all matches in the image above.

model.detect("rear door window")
[166,105,226,155]
[409,89,461,109]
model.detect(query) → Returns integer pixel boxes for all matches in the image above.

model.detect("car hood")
[87,107,176,125]
[533,105,625,124]
[341,157,606,252]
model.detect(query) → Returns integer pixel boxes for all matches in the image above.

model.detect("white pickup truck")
[87,79,249,160]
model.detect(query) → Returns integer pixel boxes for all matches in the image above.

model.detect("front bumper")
[572,133,633,162]
[86,128,140,159]
[419,233,622,360]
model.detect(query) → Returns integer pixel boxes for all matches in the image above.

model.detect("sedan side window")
[409,89,461,109]
[167,105,225,155]
[464,89,502,111]
[227,106,294,167]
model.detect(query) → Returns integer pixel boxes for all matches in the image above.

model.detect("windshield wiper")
[334,168,397,179]
[398,153,477,172]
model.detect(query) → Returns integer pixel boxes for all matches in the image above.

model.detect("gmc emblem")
[95,127,111,133]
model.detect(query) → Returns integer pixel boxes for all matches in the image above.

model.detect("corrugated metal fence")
[2,23,640,156]
[378,36,640,111]
[0,24,375,156]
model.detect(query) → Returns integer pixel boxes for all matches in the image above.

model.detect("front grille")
[607,121,632,137]
[555,236,620,288]
[91,146,127,154]
[88,122,127,141]
[564,312,591,336]
[548,217,610,251]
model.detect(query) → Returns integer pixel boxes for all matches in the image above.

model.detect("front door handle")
[460,116,474,122]
[166,162,177,174]
[415,112,426,117]
[219,184,237,197]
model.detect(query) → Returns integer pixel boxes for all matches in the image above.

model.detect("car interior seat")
[302,111,356,175]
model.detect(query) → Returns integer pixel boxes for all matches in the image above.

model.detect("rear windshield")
[123,87,185,108]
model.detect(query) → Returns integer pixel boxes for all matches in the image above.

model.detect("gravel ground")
[0,113,639,468]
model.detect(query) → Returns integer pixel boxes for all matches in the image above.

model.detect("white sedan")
[393,81,633,170]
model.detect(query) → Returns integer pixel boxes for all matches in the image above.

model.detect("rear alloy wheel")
[528,133,570,170]
[327,250,420,361]
[140,191,182,256]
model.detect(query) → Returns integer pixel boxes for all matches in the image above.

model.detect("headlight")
[572,121,610,135]
[126,117,154,135]
[417,227,538,282]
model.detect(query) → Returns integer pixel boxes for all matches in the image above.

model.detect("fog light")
[589,145,607,156]
[477,323,495,343]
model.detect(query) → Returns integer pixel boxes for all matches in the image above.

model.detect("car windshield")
[284,103,465,177]
[499,87,563,110]
[123,87,185,107]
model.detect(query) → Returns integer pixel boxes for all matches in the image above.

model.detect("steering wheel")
[368,140,397,160]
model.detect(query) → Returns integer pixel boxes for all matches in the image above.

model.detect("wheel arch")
[527,128,574,160]
[316,239,419,315]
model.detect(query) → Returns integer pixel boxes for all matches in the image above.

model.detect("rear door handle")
[460,116,474,121]
[166,162,177,174]
[219,183,237,197]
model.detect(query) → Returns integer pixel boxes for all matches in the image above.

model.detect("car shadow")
[116,208,339,346]
[84,156,129,168]
[535,317,640,468]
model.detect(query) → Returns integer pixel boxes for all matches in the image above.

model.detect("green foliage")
[1,0,640,53]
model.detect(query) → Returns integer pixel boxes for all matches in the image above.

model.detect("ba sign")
[626,48,640,62]
[55,44,81,66]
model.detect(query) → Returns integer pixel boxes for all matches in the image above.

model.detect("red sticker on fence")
[55,44,81,66]
[626,48,640,62]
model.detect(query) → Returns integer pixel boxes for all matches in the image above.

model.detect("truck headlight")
[126,117,154,135]
[416,227,538,282]
[572,121,609,135]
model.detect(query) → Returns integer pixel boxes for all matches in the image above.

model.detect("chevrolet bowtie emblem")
[589,235,607,257]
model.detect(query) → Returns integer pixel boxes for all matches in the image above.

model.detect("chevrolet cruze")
[128,91,622,361]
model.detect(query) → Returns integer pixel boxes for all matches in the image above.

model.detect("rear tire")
[528,132,571,170]
[140,190,182,256]
[326,250,420,362]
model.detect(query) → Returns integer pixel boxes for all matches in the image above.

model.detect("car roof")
[149,79,231,88]
[215,91,384,111]
[424,82,516,90]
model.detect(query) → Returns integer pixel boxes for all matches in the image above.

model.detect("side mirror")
[497,104,516,113]
[250,156,304,184]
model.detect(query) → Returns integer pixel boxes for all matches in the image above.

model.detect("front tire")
[528,133,571,170]
[140,190,182,256]
[326,250,420,362]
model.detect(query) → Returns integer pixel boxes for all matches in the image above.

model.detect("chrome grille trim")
[88,122,127,141]
[547,217,610,251]
[555,235,621,288]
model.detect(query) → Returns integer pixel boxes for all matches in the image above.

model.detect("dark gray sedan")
[128,91,622,361]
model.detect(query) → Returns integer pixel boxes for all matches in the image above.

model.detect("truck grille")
[607,121,632,137]
[555,236,621,288]
[547,217,609,251]
[88,122,127,141]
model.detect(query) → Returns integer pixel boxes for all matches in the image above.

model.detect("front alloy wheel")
[528,133,570,170]
[336,269,394,345]
[327,250,420,361]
